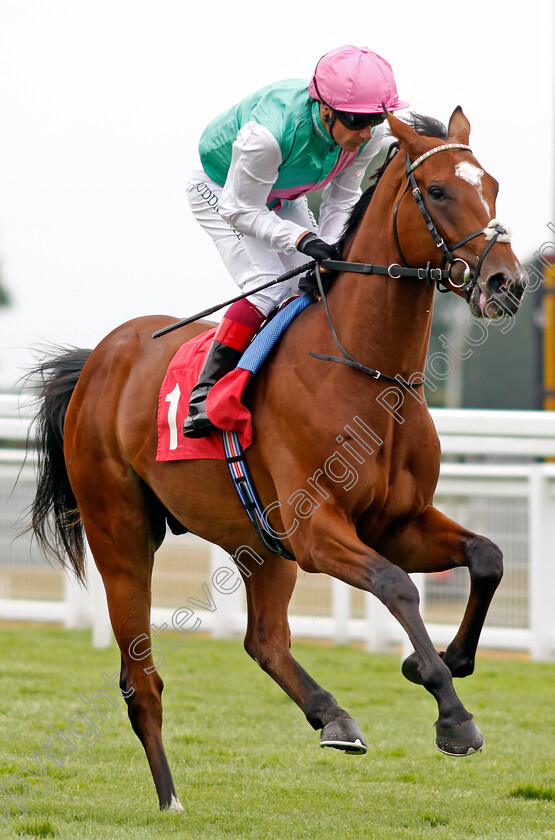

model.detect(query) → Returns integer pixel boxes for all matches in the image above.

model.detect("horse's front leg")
[376,504,503,683]
[294,504,484,756]
[239,548,367,754]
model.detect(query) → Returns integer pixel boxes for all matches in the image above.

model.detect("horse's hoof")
[320,717,367,755]
[435,717,484,756]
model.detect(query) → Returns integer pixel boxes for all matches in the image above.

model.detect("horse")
[27,107,527,811]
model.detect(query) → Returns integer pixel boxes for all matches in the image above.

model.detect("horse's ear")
[447,106,471,144]
[386,110,428,159]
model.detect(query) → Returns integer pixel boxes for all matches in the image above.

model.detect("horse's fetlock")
[304,692,345,730]
[452,658,475,679]
[443,645,475,678]
[420,658,453,695]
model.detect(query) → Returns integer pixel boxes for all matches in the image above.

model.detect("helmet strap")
[311,75,338,144]
[322,109,337,144]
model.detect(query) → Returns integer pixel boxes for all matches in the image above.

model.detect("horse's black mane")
[336,113,448,255]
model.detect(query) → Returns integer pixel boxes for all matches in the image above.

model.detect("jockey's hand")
[296,232,339,263]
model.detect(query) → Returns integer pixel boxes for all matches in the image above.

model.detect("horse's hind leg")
[240,550,367,754]
[295,504,484,756]
[74,479,182,811]
[377,504,503,683]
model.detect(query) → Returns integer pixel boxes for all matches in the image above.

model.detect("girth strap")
[223,430,295,561]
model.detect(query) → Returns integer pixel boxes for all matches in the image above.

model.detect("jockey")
[184,44,409,437]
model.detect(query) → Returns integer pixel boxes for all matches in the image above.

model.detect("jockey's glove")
[296,232,339,262]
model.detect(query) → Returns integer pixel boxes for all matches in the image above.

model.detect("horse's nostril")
[503,267,528,291]
[488,272,510,289]
[489,271,525,296]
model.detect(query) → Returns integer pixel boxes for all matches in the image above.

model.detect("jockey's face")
[320,105,377,152]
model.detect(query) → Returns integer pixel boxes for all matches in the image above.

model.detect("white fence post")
[528,466,555,661]
[64,547,112,649]
[331,578,350,645]
[365,592,398,652]
[210,544,244,639]
[64,573,91,630]
[88,553,112,649]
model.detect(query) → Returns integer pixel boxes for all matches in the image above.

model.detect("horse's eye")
[428,186,447,201]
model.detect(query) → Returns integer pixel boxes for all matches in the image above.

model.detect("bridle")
[393,144,511,301]
[310,141,512,388]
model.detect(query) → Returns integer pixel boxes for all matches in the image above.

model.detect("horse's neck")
[329,188,436,381]
[326,277,434,385]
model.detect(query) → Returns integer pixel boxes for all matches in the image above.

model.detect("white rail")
[1,396,554,661]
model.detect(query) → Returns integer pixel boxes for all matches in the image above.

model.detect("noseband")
[394,144,511,300]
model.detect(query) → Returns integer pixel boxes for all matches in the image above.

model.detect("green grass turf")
[0,625,553,839]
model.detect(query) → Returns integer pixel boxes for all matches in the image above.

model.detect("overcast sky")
[0,0,553,389]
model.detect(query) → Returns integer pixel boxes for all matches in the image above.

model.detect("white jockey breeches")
[187,169,318,316]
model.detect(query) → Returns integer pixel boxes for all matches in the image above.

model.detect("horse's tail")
[27,347,93,585]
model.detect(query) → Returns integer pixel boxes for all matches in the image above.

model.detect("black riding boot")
[183,341,243,438]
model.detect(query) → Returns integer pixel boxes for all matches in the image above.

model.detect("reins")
[309,262,424,388]
[309,143,512,388]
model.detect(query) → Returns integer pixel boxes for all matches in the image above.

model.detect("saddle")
[156,295,313,463]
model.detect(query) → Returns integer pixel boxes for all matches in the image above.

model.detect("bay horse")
[28,108,527,811]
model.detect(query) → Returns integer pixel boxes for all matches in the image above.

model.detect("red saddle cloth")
[156,328,253,462]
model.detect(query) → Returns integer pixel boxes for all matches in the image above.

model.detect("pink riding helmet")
[308,45,409,114]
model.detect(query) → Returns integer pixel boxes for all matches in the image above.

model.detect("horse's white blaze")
[455,161,491,216]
